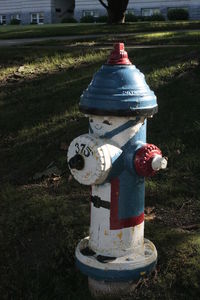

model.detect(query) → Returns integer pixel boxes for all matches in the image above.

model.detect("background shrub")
[96,15,108,23]
[80,15,95,23]
[167,9,189,21]
[10,19,21,25]
[61,17,77,23]
[125,13,138,22]
[149,14,165,21]
[132,14,165,22]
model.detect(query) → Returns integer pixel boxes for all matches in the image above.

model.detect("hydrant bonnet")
[80,43,158,117]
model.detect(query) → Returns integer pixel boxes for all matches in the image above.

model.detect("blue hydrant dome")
[79,43,157,117]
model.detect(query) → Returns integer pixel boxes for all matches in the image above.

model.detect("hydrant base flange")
[75,236,157,282]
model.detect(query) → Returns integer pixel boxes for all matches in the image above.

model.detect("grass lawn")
[0,20,200,40]
[36,29,200,48]
[0,31,200,299]
[108,30,200,45]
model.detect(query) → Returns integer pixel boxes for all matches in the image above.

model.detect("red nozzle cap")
[134,144,162,177]
[107,43,132,65]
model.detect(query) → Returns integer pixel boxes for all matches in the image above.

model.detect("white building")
[0,0,200,25]
[75,0,200,21]
[0,0,74,25]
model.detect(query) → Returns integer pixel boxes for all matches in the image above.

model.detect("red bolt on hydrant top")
[107,43,132,65]
[67,43,168,298]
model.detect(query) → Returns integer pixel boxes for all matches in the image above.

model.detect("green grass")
[0,33,200,299]
[0,20,200,39]
[33,29,200,50]
[121,30,200,45]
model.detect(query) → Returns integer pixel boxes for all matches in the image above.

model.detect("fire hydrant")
[67,43,167,298]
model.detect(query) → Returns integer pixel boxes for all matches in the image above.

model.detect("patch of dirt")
[145,200,200,231]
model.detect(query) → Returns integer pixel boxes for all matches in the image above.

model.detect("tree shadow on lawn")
[120,31,200,46]
[128,46,199,74]
[0,55,108,134]
[2,43,108,68]
[0,69,89,133]
[0,23,104,40]
[0,46,198,134]
[0,60,105,183]
[0,47,200,186]
[0,44,74,68]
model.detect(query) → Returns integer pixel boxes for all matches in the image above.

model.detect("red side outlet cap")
[134,144,162,177]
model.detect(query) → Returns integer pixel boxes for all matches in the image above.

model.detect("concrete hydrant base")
[76,236,157,297]
[88,277,138,299]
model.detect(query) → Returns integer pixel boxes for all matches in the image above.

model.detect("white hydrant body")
[67,43,167,297]
[88,116,145,258]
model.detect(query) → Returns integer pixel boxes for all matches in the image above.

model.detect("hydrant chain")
[91,195,110,210]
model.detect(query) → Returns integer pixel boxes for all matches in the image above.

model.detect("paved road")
[0,29,199,47]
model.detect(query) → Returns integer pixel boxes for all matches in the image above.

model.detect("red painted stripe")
[110,178,120,229]
[110,178,144,230]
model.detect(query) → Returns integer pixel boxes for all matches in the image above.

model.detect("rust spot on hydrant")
[117,231,123,240]
[140,271,146,276]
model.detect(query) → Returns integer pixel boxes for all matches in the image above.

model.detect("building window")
[82,10,99,18]
[38,13,44,24]
[11,14,21,21]
[31,12,44,24]
[141,8,160,17]
[0,15,6,24]
[55,8,61,13]
[168,7,188,12]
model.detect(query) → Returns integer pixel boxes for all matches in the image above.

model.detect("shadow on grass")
[0,45,109,184]
[121,30,200,46]
[0,60,105,183]
[0,46,198,133]
[0,43,200,300]
[0,69,90,133]
[0,47,200,185]
[1,21,200,40]
[0,183,92,300]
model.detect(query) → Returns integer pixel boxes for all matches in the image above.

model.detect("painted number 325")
[75,143,93,157]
